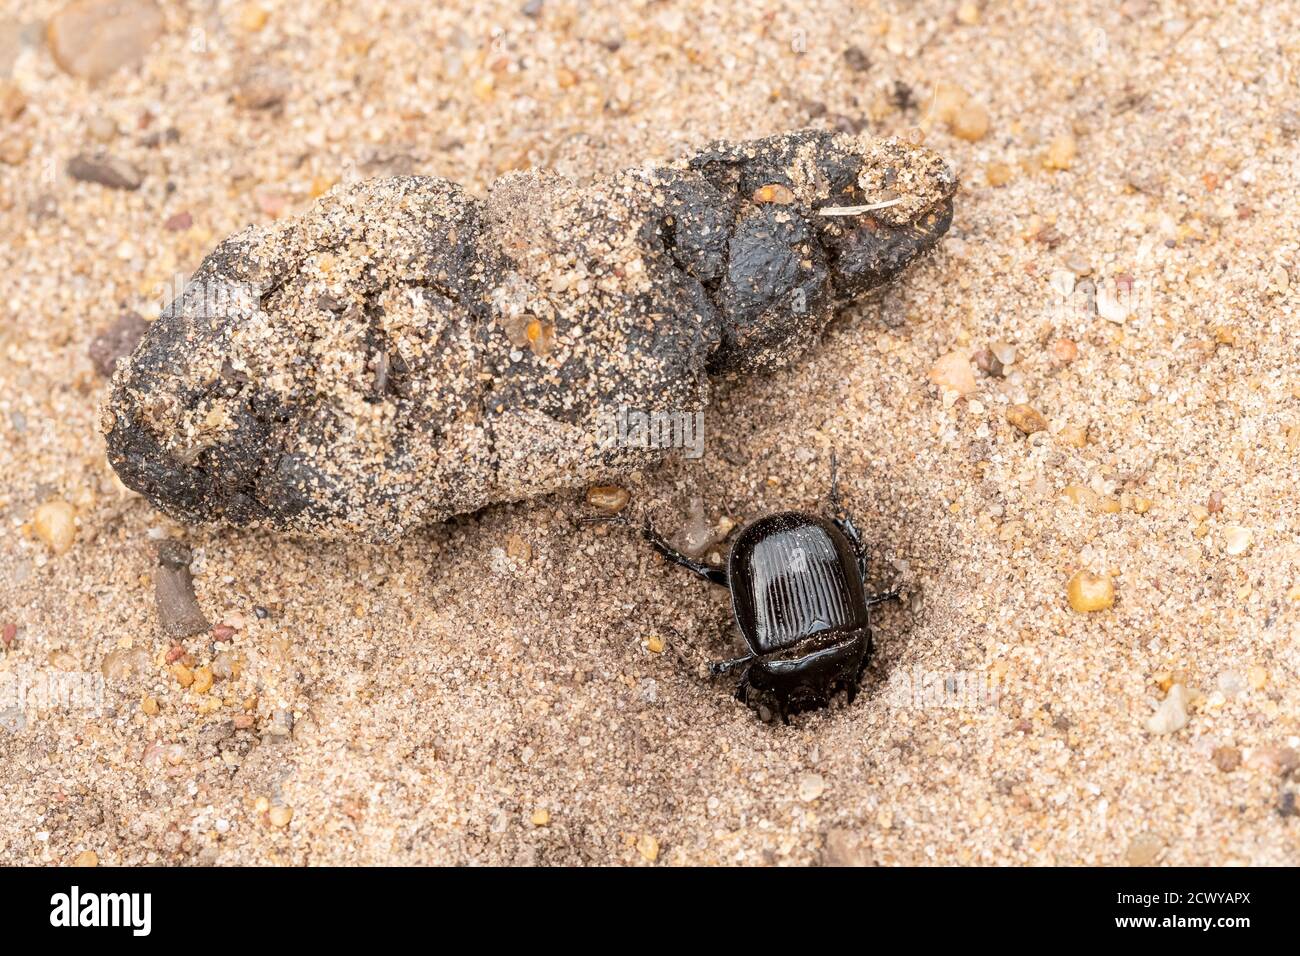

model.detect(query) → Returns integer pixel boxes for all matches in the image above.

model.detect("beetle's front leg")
[867,585,903,608]
[710,653,754,678]
[643,522,729,587]
[826,452,869,580]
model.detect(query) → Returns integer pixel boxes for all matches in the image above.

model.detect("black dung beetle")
[644,460,900,721]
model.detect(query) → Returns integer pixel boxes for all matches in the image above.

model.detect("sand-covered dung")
[103,130,954,539]
[1,0,1298,866]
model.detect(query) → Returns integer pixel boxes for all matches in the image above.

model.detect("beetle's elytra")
[645,468,899,721]
[103,129,955,540]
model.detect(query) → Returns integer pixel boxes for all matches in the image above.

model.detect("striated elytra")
[103,129,955,539]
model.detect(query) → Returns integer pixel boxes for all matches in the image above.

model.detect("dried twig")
[817,198,904,216]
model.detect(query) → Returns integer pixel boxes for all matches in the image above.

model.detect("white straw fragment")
[817,198,904,216]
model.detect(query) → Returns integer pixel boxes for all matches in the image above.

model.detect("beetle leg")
[830,510,869,583]
[826,452,871,580]
[732,665,753,702]
[833,514,869,579]
[710,653,754,678]
[867,585,903,608]
[826,452,847,512]
[642,523,729,587]
[577,511,629,527]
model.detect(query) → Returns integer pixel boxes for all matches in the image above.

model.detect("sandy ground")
[1,0,1298,865]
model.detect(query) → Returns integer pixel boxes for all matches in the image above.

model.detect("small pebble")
[67,152,143,190]
[928,350,977,396]
[1049,338,1079,365]
[505,533,532,561]
[585,485,629,514]
[1097,283,1131,324]
[1,621,15,649]
[1043,133,1077,170]
[1050,269,1075,297]
[1212,746,1241,772]
[1125,833,1164,866]
[530,808,550,826]
[635,833,660,863]
[238,3,269,31]
[268,709,295,736]
[212,623,237,642]
[525,318,555,356]
[842,46,870,72]
[675,497,724,559]
[1060,486,1092,509]
[972,347,1003,377]
[233,64,290,111]
[1217,670,1246,698]
[1145,683,1190,735]
[1266,264,1289,293]
[1005,404,1048,435]
[100,646,147,680]
[268,805,293,828]
[33,500,77,554]
[85,113,118,141]
[985,162,1013,187]
[47,0,165,81]
[171,662,194,688]
[164,210,192,231]
[1222,526,1252,556]
[950,103,989,142]
[0,134,29,165]
[798,772,826,802]
[1066,570,1114,612]
[645,634,665,653]
[1057,424,1088,447]
[73,849,99,867]
[140,695,158,716]
[88,311,149,377]
[212,651,239,680]
[752,183,796,204]
[190,665,214,694]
